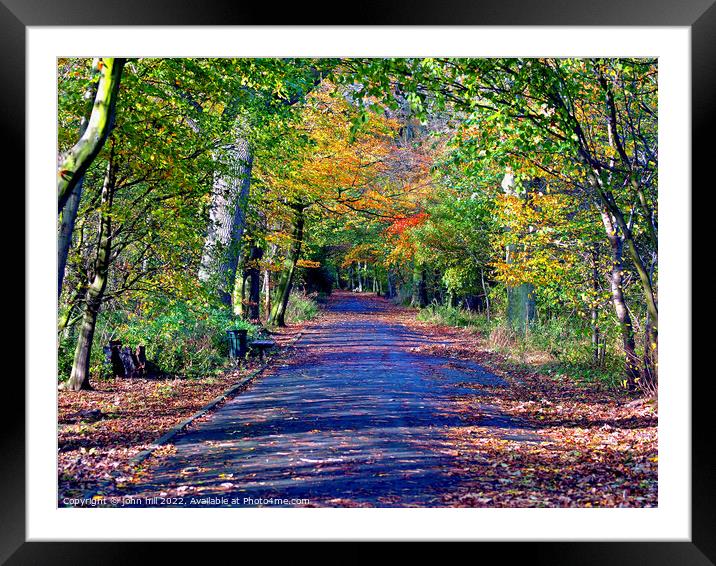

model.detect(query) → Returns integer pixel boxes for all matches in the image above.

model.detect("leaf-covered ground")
[399,320,657,507]
[58,293,656,507]
[362,296,657,507]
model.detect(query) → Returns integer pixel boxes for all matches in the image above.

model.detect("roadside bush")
[120,302,259,378]
[285,291,320,323]
[418,302,624,387]
[58,301,260,382]
[417,303,491,333]
[57,338,75,382]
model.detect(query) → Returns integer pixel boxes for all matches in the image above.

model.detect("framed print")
[5,0,710,560]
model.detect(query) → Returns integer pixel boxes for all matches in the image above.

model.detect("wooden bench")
[250,339,276,361]
[103,341,147,378]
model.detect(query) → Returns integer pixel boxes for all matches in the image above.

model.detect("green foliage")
[119,302,258,377]
[418,303,491,333]
[58,302,259,382]
[57,57,658,390]
[418,302,624,387]
[284,291,320,324]
[57,338,76,382]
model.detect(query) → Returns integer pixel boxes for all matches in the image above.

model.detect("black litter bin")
[226,329,248,360]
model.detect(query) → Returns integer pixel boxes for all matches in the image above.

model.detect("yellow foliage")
[492,190,579,288]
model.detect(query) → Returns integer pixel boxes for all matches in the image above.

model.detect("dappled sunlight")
[123,293,541,506]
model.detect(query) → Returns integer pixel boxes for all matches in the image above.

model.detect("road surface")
[128,292,541,507]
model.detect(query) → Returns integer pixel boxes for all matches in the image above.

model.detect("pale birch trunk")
[198,136,253,307]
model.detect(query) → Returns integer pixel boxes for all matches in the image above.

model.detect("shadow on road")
[126,292,539,507]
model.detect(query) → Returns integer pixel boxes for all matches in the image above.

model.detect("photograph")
[56,56,660,509]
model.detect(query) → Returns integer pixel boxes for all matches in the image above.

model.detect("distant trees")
[256,82,403,325]
[340,57,658,391]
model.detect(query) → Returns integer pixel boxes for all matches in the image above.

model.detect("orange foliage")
[385,211,428,237]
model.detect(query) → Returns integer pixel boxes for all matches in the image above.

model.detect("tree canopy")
[57,57,658,394]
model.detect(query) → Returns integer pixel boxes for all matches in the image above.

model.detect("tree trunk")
[66,150,116,391]
[412,265,428,308]
[198,136,253,307]
[57,58,124,213]
[601,188,658,325]
[507,282,536,332]
[600,209,640,389]
[446,290,455,307]
[387,270,396,299]
[262,268,271,320]
[591,304,601,365]
[262,243,277,320]
[588,172,657,389]
[58,72,100,297]
[591,246,601,365]
[505,235,536,332]
[58,59,123,298]
[247,245,263,320]
[234,271,248,317]
[419,269,429,307]
[642,312,658,393]
[58,179,85,297]
[268,205,305,327]
[480,268,491,323]
[595,76,659,334]
[335,264,343,290]
[502,171,536,332]
[603,191,658,388]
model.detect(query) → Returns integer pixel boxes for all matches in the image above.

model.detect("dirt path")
[126,292,542,507]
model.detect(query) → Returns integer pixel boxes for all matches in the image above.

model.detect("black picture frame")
[5,0,708,560]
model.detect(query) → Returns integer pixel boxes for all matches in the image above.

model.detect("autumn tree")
[57,57,659,395]
[197,59,330,309]
[343,57,658,390]
[60,58,228,389]
[257,82,401,325]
